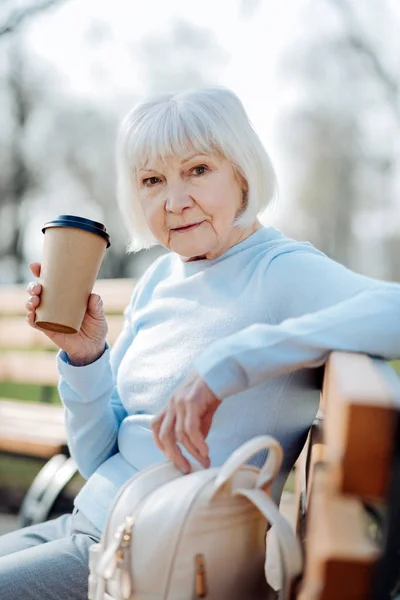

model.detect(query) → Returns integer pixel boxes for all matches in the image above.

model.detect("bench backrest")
[297,352,399,599]
[0,279,135,389]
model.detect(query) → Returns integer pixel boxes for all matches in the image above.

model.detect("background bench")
[0,278,134,524]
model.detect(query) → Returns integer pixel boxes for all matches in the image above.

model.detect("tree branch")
[0,0,69,38]
[327,0,400,122]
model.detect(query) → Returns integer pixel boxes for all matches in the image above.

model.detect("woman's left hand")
[151,370,221,473]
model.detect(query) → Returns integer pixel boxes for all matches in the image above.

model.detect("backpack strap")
[212,436,283,499]
[235,488,302,600]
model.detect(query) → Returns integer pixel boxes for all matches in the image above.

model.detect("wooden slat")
[0,400,66,458]
[0,317,57,349]
[0,284,28,316]
[0,352,58,385]
[0,399,64,422]
[0,315,124,350]
[322,352,397,500]
[298,469,378,600]
[1,421,65,438]
[93,278,135,313]
[0,278,135,316]
[0,438,66,458]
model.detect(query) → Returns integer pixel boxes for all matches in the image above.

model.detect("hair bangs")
[126,101,218,174]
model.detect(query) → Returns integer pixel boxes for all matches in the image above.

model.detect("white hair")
[116,87,277,252]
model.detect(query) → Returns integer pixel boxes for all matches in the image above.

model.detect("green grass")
[0,382,61,404]
[390,360,400,374]
[0,454,46,488]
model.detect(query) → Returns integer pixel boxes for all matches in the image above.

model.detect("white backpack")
[89,436,302,600]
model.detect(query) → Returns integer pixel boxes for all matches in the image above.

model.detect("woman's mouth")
[172,221,204,233]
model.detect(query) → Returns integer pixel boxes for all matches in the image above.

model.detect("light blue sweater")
[57,227,400,531]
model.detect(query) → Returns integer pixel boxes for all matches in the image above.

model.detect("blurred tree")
[0,0,70,282]
[384,234,400,281]
[0,0,68,38]
[282,109,360,267]
[135,20,229,95]
[280,0,399,278]
[43,103,134,278]
[0,10,230,283]
[6,39,30,283]
[327,0,400,123]
[0,35,48,282]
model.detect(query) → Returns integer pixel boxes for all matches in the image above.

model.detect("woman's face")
[137,153,252,260]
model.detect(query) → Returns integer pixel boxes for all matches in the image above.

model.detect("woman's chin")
[170,234,216,261]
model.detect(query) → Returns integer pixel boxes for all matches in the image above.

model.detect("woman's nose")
[165,185,194,213]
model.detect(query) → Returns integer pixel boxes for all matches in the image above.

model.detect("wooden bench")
[295,352,400,600]
[0,278,134,524]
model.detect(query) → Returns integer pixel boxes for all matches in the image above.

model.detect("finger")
[151,411,166,451]
[26,281,42,296]
[25,310,38,328]
[177,430,210,468]
[200,411,215,441]
[184,410,210,460]
[87,294,103,316]
[175,404,207,467]
[159,407,190,473]
[26,295,40,310]
[29,262,41,277]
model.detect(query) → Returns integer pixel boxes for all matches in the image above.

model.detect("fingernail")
[96,299,102,312]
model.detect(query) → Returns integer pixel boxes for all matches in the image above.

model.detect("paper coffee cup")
[35,215,111,334]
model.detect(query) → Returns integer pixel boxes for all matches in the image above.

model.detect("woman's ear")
[235,169,248,190]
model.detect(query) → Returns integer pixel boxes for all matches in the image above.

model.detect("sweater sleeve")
[57,293,136,479]
[193,250,400,399]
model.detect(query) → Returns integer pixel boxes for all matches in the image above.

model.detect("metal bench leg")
[19,455,78,527]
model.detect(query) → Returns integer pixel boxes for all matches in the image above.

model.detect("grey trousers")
[0,509,101,600]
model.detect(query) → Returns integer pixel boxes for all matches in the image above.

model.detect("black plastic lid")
[42,215,111,248]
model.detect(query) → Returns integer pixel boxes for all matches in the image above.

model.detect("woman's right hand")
[26,262,108,366]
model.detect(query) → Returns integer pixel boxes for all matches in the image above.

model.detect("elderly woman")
[0,87,399,600]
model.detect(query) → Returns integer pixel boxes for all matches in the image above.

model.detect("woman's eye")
[143,176,160,187]
[192,165,208,176]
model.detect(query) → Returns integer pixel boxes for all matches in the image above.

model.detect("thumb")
[87,293,104,316]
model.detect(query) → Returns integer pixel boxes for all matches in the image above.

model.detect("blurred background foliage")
[0,0,399,284]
